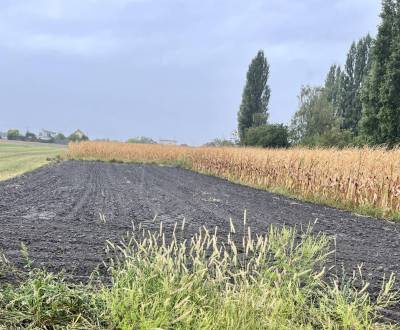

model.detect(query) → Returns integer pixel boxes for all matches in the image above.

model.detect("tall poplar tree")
[290,35,372,146]
[238,50,271,143]
[361,0,400,144]
[324,64,342,115]
[352,35,373,134]
[340,42,357,129]
[290,86,339,144]
[378,40,400,143]
[340,35,372,133]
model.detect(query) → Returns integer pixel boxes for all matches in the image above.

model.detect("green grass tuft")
[1,218,399,329]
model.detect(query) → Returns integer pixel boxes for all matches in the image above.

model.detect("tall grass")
[67,141,400,220]
[1,218,399,329]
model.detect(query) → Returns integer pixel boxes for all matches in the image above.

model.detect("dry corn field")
[68,141,400,219]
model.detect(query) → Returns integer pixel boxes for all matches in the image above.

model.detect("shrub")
[300,127,354,148]
[105,219,399,329]
[127,136,157,144]
[25,131,37,141]
[7,129,20,140]
[54,133,67,141]
[0,270,108,328]
[244,124,289,148]
[204,138,236,147]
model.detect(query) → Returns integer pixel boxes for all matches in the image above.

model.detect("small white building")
[159,139,177,145]
[0,132,7,139]
[38,129,57,141]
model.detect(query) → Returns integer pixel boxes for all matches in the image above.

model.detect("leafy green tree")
[313,127,354,148]
[244,124,289,148]
[53,133,69,144]
[379,35,400,144]
[238,50,271,143]
[290,86,340,145]
[361,0,399,145]
[25,131,37,141]
[339,42,357,127]
[55,133,67,141]
[7,129,20,140]
[352,35,373,134]
[290,35,373,147]
[324,64,342,112]
[339,35,372,133]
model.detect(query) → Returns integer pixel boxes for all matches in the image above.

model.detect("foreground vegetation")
[0,141,65,181]
[68,141,400,220]
[1,218,398,329]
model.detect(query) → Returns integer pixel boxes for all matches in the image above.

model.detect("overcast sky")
[0,0,380,145]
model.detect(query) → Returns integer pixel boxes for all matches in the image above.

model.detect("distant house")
[0,132,7,140]
[71,129,85,139]
[69,129,88,142]
[159,139,177,145]
[38,129,57,141]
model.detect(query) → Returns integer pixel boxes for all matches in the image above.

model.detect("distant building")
[0,132,7,139]
[159,139,177,145]
[71,129,86,139]
[38,129,57,141]
[69,129,88,142]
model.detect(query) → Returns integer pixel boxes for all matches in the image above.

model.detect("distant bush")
[244,124,289,148]
[54,133,67,141]
[204,138,236,147]
[53,133,69,145]
[127,136,157,144]
[7,129,20,140]
[300,128,354,148]
[25,131,37,142]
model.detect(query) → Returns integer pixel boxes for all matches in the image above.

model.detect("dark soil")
[1,161,400,314]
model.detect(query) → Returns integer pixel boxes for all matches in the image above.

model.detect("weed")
[1,218,399,329]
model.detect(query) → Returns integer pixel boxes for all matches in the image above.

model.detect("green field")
[0,140,66,181]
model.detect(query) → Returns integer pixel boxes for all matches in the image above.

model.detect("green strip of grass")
[0,141,66,181]
[0,220,398,329]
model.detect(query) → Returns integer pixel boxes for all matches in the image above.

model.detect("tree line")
[237,0,400,148]
[3,129,89,144]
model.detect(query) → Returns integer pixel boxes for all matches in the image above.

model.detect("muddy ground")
[1,161,400,314]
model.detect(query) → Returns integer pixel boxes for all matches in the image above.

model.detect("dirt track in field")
[1,161,400,296]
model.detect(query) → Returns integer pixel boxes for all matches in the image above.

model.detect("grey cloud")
[0,0,380,144]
